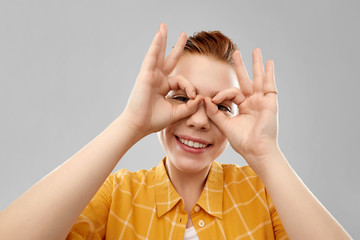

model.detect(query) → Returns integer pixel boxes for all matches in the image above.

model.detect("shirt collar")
[154,158,224,219]
[196,160,224,219]
[154,158,182,218]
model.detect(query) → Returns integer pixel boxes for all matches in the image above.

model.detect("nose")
[185,101,210,131]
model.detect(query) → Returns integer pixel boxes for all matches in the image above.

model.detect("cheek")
[219,137,229,151]
[157,130,167,151]
[215,130,229,152]
[157,126,176,152]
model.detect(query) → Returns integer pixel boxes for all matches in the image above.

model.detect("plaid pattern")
[67,158,288,239]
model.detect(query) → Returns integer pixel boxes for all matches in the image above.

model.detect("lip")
[175,135,212,154]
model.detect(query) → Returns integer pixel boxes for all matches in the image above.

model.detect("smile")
[178,137,207,149]
[175,136,211,149]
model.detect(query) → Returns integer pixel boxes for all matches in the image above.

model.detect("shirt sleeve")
[265,188,289,240]
[66,174,114,240]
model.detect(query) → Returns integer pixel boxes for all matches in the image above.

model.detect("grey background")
[1,0,359,238]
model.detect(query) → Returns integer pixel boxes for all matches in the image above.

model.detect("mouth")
[175,135,211,151]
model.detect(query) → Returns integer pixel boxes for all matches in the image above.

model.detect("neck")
[165,158,211,214]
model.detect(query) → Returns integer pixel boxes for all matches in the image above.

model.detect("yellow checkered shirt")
[67,159,288,239]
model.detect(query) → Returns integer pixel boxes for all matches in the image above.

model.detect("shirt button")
[198,219,205,228]
[194,205,200,213]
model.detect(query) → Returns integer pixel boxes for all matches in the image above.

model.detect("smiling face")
[158,54,238,174]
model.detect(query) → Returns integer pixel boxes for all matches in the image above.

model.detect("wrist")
[118,111,150,138]
[115,113,148,144]
[244,147,288,177]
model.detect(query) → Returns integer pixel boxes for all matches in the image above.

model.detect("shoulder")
[219,163,265,192]
[106,166,158,191]
[220,163,258,179]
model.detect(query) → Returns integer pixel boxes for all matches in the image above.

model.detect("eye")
[173,96,189,103]
[217,104,231,113]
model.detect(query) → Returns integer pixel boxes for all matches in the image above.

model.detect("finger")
[162,32,188,76]
[172,95,203,122]
[157,23,168,68]
[212,87,246,106]
[252,48,265,92]
[142,30,163,71]
[263,59,277,94]
[167,75,196,99]
[204,97,228,132]
[233,50,254,96]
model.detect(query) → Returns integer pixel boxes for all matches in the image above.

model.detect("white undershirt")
[184,226,200,240]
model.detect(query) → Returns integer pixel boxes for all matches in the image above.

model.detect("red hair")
[183,31,238,65]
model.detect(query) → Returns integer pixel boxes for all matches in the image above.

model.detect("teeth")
[179,137,207,149]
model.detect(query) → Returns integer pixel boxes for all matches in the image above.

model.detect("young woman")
[0,23,351,239]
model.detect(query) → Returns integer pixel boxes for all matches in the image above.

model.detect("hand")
[122,23,203,137]
[205,48,279,166]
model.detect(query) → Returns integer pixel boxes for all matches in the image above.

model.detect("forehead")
[170,54,238,96]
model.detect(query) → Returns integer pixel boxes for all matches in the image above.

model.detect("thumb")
[172,95,204,122]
